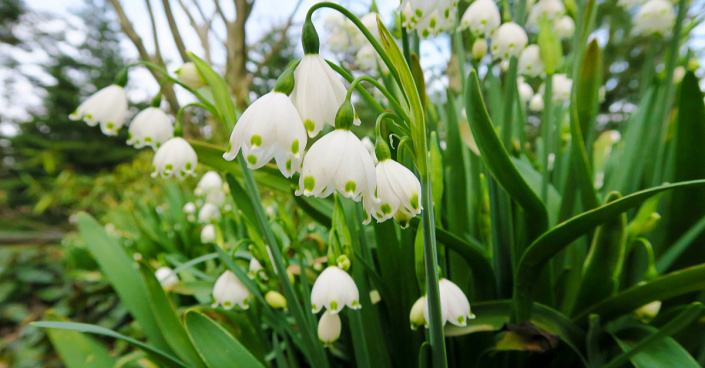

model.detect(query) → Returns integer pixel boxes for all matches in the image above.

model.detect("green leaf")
[512,157,561,224]
[33,321,188,368]
[44,311,116,368]
[665,71,705,269]
[514,180,705,321]
[574,265,705,323]
[656,214,705,272]
[604,303,703,368]
[191,140,291,193]
[137,263,207,368]
[613,328,699,368]
[444,300,588,367]
[576,40,603,147]
[465,71,549,242]
[184,310,265,368]
[538,19,562,75]
[187,52,237,130]
[76,213,171,353]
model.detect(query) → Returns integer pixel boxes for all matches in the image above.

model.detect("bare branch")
[177,0,213,63]
[213,0,229,24]
[189,0,208,21]
[161,0,189,62]
[144,0,162,61]
[255,0,303,70]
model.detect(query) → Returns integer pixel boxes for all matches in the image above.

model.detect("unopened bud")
[176,62,206,90]
[409,296,427,330]
[472,38,488,60]
[265,290,288,310]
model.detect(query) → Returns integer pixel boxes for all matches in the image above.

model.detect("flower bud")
[529,94,544,112]
[518,45,544,77]
[472,38,488,60]
[265,290,288,310]
[201,224,216,243]
[336,254,351,271]
[155,267,178,289]
[409,296,426,330]
[334,100,355,130]
[555,16,575,39]
[176,62,206,90]
[634,300,661,323]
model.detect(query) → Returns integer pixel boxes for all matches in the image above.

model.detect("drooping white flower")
[363,159,422,227]
[195,171,223,196]
[183,202,196,214]
[458,0,501,37]
[423,279,475,327]
[318,311,342,346]
[527,0,565,29]
[175,62,206,90]
[201,224,216,243]
[529,94,544,111]
[633,0,675,36]
[296,129,377,202]
[69,85,128,136]
[518,45,544,77]
[223,91,307,178]
[400,0,458,38]
[311,266,360,314]
[198,203,221,223]
[361,137,378,165]
[540,74,573,103]
[356,44,378,71]
[212,270,251,310]
[126,107,174,150]
[291,54,348,138]
[155,267,179,289]
[248,257,263,279]
[490,22,528,60]
[410,296,426,330]
[518,81,535,104]
[151,137,197,179]
[555,16,576,39]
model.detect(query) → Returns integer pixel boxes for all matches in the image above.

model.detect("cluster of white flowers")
[633,0,676,36]
[400,0,458,38]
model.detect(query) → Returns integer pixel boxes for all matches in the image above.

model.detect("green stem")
[306,2,402,89]
[236,156,329,368]
[421,173,448,368]
[501,57,519,149]
[375,112,409,140]
[346,75,411,124]
[327,62,385,114]
[541,75,554,203]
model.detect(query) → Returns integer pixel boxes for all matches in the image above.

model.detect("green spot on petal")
[106,122,114,129]
[156,142,161,148]
[410,194,419,210]
[304,176,315,191]
[330,301,338,311]
[345,181,356,193]
[415,9,422,17]
[185,162,192,170]
[422,29,430,38]
[251,135,262,147]
[381,203,392,215]
[291,139,299,154]
[85,113,93,120]
[127,132,132,140]
[429,18,437,28]
[312,304,317,312]
[304,119,315,133]
[144,136,152,142]
[458,316,465,324]
[165,164,173,170]
[224,301,232,308]
[286,159,292,172]
[247,155,258,165]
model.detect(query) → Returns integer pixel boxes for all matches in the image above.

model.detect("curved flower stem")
[396,136,417,163]
[117,61,216,113]
[375,112,410,140]
[174,102,214,137]
[327,61,387,114]
[346,76,411,125]
[306,2,402,89]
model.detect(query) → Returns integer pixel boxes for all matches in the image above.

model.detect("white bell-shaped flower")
[311,266,361,314]
[195,171,223,196]
[126,107,174,150]
[356,44,378,71]
[555,16,575,39]
[633,0,675,36]
[490,22,528,60]
[400,0,458,38]
[198,203,221,223]
[291,54,348,138]
[296,129,377,202]
[361,137,378,164]
[518,81,535,104]
[248,257,263,279]
[318,311,342,346]
[410,296,426,330]
[363,158,422,226]
[151,137,197,179]
[540,74,573,103]
[175,62,206,90]
[458,0,501,37]
[223,91,306,178]
[69,85,128,136]
[518,45,544,77]
[527,0,565,29]
[155,267,179,289]
[201,224,216,243]
[529,94,545,111]
[423,279,475,327]
[212,270,251,310]
[183,202,196,214]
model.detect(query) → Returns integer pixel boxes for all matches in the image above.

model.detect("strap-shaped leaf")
[44,311,117,368]
[187,52,237,130]
[138,263,207,368]
[184,310,265,368]
[76,213,171,353]
[514,180,705,321]
[613,328,700,368]
[33,321,188,368]
[465,71,549,241]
